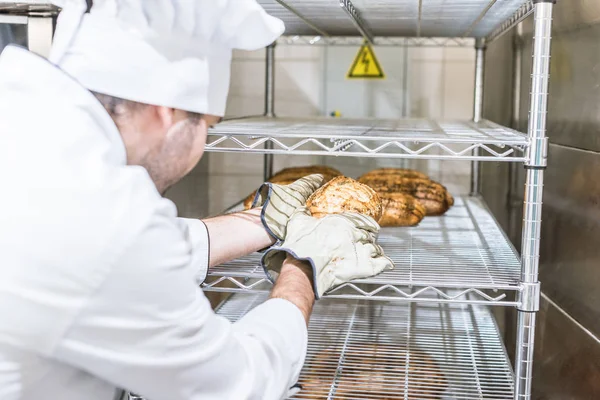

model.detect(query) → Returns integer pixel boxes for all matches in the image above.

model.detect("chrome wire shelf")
[206,117,528,162]
[202,197,522,306]
[257,0,532,42]
[216,293,515,399]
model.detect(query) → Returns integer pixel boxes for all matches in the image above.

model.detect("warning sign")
[347,42,385,79]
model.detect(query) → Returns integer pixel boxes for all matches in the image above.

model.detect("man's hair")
[91,91,203,122]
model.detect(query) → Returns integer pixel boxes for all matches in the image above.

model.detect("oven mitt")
[252,174,326,240]
[261,208,394,299]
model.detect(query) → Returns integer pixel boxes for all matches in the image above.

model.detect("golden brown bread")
[378,192,426,227]
[306,176,382,221]
[299,344,447,399]
[359,176,451,216]
[269,165,341,182]
[358,168,429,181]
[242,165,342,210]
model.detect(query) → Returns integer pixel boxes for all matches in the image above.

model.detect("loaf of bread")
[359,175,452,216]
[269,165,341,182]
[300,344,447,399]
[242,165,342,210]
[358,168,429,180]
[306,176,382,221]
[378,192,426,227]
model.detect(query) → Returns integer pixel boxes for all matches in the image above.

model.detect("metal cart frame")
[206,1,556,398]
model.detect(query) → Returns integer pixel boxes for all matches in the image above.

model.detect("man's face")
[139,110,221,194]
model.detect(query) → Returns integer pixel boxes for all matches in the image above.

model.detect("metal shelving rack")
[204,1,556,399]
[0,1,554,399]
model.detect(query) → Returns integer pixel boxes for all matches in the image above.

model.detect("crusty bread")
[306,176,382,221]
[242,165,341,210]
[269,165,341,183]
[300,344,447,399]
[359,176,451,216]
[378,192,426,227]
[358,168,429,181]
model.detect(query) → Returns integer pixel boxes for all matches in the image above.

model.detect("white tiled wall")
[168,44,476,216]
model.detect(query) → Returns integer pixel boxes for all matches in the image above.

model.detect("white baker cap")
[49,0,284,116]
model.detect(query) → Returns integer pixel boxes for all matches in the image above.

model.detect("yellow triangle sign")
[347,42,385,79]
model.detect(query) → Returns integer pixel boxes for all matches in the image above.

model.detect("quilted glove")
[261,208,394,298]
[252,174,326,240]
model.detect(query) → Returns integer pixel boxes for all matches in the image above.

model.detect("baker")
[0,1,393,399]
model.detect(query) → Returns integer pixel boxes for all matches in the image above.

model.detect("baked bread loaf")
[359,176,451,216]
[378,192,426,227]
[300,344,447,399]
[306,176,382,221]
[269,165,341,182]
[243,165,342,210]
[358,168,428,180]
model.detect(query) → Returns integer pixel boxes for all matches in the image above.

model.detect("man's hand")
[252,174,326,240]
[261,208,394,299]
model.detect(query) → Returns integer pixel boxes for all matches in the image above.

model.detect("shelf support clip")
[525,136,548,168]
[518,281,540,312]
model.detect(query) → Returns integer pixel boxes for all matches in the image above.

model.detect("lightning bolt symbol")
[361,48,370,73]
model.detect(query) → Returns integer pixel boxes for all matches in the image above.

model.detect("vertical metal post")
[263,44,276,181]
[470,38,486,196]
[515,2,554,399]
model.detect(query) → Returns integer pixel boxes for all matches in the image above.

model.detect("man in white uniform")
[0,1,393,399]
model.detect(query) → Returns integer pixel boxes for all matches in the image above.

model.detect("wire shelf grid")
[202,197,522,306]
[216,293,515,399]
[207,117,528,162]
[255,0,530,39]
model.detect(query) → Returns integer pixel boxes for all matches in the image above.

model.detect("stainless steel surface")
[216,293,515,400]
[278,36,475,47]
[544,20,600,152]
[258,0,530,39]
[207,117,528,161]
[0,1,57,16]
[470,39,486,195]
[203,197,522,306]
[537,144,600,336]
[515,3,554,398]
[264,44,276,180]
[530,294,600,399]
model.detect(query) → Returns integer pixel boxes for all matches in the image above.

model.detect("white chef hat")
[49,0,284,116]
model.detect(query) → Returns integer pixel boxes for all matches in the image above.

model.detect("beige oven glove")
[252,174,326,240]
[261,208,394,299]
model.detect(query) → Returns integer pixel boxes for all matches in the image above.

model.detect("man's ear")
[154,106,176,130]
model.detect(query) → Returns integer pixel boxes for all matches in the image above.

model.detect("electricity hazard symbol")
[347,43,385,79]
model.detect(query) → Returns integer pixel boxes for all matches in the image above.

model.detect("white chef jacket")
[0,46,307,400]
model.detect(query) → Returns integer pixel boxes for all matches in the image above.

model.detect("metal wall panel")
[538,144,600,335]
[504,294,600,400]
[480,27,514,234]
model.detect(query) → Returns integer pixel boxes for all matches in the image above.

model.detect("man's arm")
[271,256,315,325]
[53,209,311,400]
[202,208,275,267]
